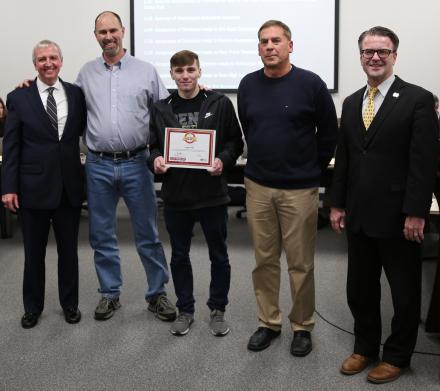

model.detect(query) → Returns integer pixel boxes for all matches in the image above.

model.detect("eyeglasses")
[360,49,395,59]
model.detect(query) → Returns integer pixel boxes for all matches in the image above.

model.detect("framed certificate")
[164,128,216,169]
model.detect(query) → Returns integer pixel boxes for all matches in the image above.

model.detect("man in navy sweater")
[238,20,338,356]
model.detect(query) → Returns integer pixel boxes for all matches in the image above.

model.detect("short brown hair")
[258,20,292,41]
[358,26,399,51]
[170,50,200,68]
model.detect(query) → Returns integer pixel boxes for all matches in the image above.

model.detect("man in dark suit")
[330,27,438,384]
[433,95,440,206]
[1,40,86,328]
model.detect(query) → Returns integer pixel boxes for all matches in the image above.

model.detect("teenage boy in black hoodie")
[149,50,244,336]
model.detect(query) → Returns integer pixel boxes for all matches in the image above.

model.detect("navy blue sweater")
[238,66,338,189]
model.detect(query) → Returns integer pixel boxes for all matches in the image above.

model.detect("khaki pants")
[245,178,318,332]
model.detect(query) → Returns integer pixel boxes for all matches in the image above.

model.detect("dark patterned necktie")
[46,87,58,131]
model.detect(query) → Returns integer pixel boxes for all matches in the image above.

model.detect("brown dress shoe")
[340,354,373,375]
[367,362,401,384]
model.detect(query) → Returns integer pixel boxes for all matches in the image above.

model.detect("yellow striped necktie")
[363,87,379,130]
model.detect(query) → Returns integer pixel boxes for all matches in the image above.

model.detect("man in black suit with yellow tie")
[1,40,86,328]
[330,27,438,383]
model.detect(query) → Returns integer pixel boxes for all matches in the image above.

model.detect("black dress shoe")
[290,330,312,357]
[247,327,281,351]
[21,312,40,329]
[63,308,82,324]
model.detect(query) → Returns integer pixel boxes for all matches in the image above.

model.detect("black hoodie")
[149,90,244,210]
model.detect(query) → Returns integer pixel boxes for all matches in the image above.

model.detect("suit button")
[362,150,366,155]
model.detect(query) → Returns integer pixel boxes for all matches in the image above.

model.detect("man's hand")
[2,193,19,212]
[403,216,425,243]
[330,207,346,234]
[153,156,169,174]
[17,79,33,88]
[198,84,210,91]
[207,158,223,176]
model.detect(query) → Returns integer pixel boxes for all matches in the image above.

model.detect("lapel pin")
[392,92,399,98]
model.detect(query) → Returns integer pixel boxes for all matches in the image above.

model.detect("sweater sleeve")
[314,82,338,172]
[237,79,249,140]
[216,97,244,169]
[329,99,349,209]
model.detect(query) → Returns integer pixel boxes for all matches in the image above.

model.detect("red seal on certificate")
[183,132,197,144]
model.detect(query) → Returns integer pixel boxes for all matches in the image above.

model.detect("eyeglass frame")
[360,48,396,59]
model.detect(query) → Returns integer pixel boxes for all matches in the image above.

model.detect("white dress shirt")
[36,77,68,140]
[362,74,396,115]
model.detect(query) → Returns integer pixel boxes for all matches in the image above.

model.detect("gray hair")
[32,40,63,64]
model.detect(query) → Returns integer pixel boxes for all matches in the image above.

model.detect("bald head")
[94,11,123,32]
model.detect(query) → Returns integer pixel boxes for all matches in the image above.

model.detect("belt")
[89,146,147,160]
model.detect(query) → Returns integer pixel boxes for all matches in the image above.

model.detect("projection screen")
[131,0,339,92]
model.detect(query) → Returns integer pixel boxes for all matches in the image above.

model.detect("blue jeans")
[85,150,169,300]
[164,205,230,314]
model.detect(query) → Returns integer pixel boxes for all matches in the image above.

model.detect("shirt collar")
[363,74,395,99]
[100,49,128,70]
[36,77,61,93]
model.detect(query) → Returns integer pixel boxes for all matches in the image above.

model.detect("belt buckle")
[113,151,124,160]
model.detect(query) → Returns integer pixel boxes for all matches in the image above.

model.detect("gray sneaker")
[170,312,194,336]
[94,297,121,320]
[147,293,177,321]
[209,310,230,336]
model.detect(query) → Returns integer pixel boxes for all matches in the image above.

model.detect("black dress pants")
[346,230,421,367]
[20,193,81,314]
[164,205,230,314]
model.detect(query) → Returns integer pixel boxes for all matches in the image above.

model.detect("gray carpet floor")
[0,203,439,391]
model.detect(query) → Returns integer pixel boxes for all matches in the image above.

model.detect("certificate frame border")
[164,127,216,169]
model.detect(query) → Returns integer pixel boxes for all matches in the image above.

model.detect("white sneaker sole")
[210,327,230,337]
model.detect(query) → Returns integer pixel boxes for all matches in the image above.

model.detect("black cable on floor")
[315,309,440,357]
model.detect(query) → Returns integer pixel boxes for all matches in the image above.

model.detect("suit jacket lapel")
[27,79,59,140]
[363,77,404,147]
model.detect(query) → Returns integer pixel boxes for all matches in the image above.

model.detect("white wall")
[335,0,440,115]
[0,0,130,98]
[1,0,440,115]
